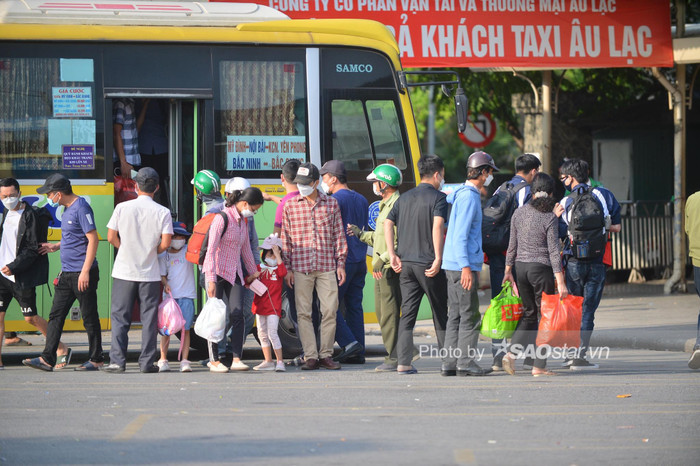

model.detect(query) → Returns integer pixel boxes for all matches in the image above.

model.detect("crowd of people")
[6,148,700,374]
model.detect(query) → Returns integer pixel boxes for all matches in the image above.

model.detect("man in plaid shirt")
[113,98,140,179]
[282,163,347,370]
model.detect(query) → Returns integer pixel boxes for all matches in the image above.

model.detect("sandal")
[532,369,556,377]
[74,361,101,371]
[502,354,516,375]
[55,348,73,370]
[22,357,53,372]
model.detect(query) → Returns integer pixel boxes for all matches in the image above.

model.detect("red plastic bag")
[536,293,584,348]
[114,174,137,205]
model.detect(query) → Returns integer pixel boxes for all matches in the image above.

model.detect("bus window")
[214,54,307,179]
[0,55,104,180]
[330,97,407,172]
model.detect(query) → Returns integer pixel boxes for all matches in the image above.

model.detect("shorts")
[0,275,37,316]
[175,298,195,331]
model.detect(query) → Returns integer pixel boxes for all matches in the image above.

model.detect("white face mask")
[320,180,331,194]
[171,239,186,250]
[241,209,254,218]
[264,257,277,267]
[2,196,20,211]
[372,183,382,197]
[484,174,494,187]
[439,177,445,191]
[297,183,315,197]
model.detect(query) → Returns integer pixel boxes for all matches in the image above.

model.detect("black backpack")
[566,187,607,260]
[482,181,528,255]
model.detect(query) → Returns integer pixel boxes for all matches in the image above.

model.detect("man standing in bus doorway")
[113,98,140,180]
[685,190,700,370]
[0,178,70,370]
[104,168,173,373]
[23,174,103,372]
[441,152,499,377]
[282,163,347,370]
[484,153,541,371]
[348,164,403,371]
[319,160,368,364]
[385,155,449,375]
[558,158,621,370]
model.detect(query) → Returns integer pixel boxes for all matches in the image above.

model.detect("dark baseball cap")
[134,167,159,192]
[36,173,71,194]
[293,163,320,185]
[319,160,347,178]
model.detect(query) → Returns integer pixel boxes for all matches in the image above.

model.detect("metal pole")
[428,86,435,155]
[541,70,552,174]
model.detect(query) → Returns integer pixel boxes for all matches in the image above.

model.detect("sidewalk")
[3,280,698,366]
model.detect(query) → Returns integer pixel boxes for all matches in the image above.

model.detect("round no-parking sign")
[459,112,496,148]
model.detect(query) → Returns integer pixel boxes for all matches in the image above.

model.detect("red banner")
[215,0,673,68]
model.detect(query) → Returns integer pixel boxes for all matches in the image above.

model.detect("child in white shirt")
[158,222,197,372]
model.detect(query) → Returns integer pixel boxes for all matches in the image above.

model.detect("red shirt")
[252,263,287,316]
[282,191,347,274]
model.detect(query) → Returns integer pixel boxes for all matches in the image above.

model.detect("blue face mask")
[47,194,59,208]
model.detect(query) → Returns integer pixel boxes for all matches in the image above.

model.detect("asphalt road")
[1,346,699,465]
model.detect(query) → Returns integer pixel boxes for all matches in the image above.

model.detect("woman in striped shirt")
[203,187,264,373]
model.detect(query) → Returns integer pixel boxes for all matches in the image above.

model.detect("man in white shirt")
[104,167,173,373]
[0,178,69,370]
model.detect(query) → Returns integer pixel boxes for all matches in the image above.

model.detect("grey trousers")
[442,270,482,369]
[109,278,160,370]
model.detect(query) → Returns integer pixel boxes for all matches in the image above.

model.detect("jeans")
[209,276,246,362]
[396,262,448,366]
[442,270,481,369]
[42,267,102,366]
[565,260,606,358]
[334,261,366,353]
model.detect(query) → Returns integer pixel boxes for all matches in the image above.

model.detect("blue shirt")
[497,174,531,207]
[60,197,97,272]
[442,182,483,272]
[558,184,621,263]
[332,189,368,264]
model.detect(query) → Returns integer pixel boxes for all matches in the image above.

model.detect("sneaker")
[570,358,599,371]
[275,361,286,372]
[561,358,574,368]
[287,355,305,366]
[229,360,250,371]
[141,365,159,373]
[180,360,192,373]
[522,363,533,371]
[207,361,229,373]
[253,361,276,371]
[101,363,125,373]
[375,363,398,372]
[688,348,700,370]
[157,359,170,372]
[333,341,363,362]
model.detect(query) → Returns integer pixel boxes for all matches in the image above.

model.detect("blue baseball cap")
[172,221,191,237]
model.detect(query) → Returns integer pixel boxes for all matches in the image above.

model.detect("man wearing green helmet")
[348,164,403,371]
[191,169,223,213]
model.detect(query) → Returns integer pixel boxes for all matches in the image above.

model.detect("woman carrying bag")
[502,173,568,377]
[202,187,263,372]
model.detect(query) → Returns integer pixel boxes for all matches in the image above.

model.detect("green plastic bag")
[480,281,523,339]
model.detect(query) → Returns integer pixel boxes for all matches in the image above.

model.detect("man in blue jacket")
[441,152,499,377]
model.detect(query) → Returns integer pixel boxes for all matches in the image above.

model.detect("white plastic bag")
[194,297,227,343]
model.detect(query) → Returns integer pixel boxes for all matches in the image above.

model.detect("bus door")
[109,96,205,322]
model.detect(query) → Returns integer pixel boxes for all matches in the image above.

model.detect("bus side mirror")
[455,88,468,134]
